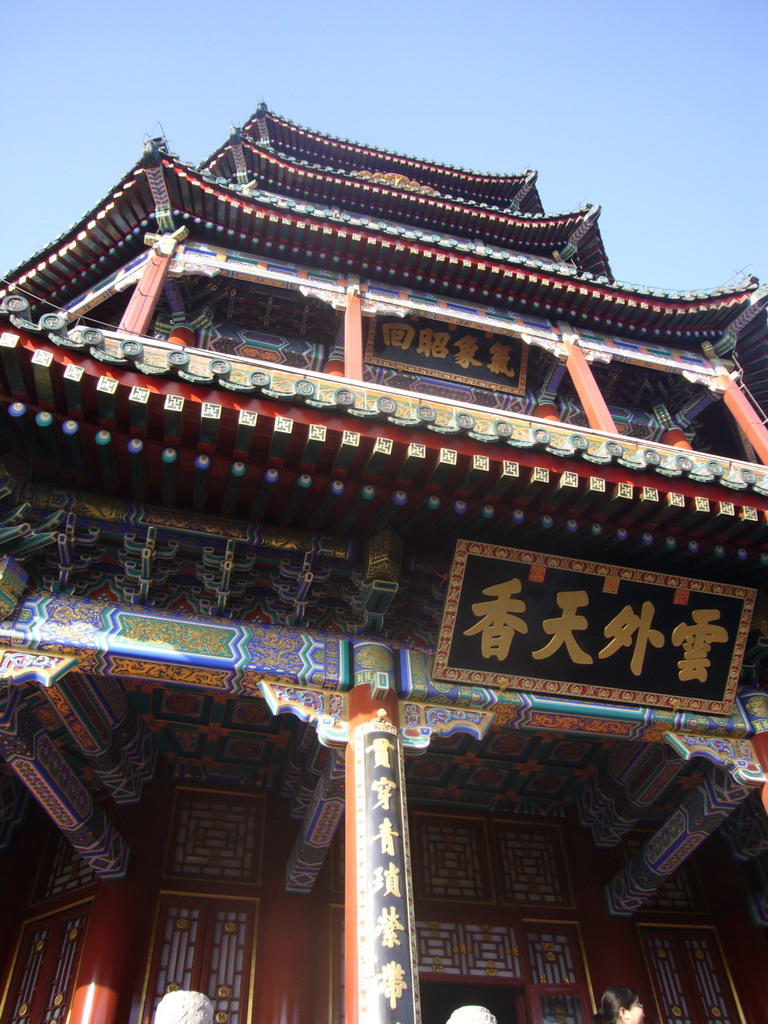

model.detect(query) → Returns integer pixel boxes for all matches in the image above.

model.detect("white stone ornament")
[155,990,214,1024]
[446,1006,498,1024]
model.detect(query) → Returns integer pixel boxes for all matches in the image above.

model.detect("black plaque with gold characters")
[366,314,527,396]
[355,712,418,1024]
[433,541,756,714]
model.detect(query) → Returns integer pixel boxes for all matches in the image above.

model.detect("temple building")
[1,104,768,1024]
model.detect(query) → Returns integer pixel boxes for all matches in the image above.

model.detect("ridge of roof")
[240,104,534,185]
[208,137,594,231]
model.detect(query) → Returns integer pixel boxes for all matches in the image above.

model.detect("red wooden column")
[343,282,364,381]
[344,642,419,1024]
[67,876,146,1024]
[535,402,560,421]
[560,330,618,434]
[716,367,768,465]
[660,427,692,449]
[67,771,170,1024]
[167,324,196,346]
[118,228,188,338]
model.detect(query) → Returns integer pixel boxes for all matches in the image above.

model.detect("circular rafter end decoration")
[642,448,661,467]
[80,327,105,349]
[675,453,693,473]
[294,378,316,398]
[493,420,513,438]
[569,433,589,451]
[168,349,190,370]
[2,295,31,316]
[376,395,397,415]
[531,427,552,446]
[740,467,757,485]
[248,369,270,388]
[334,388,355,407]
[39,312,68,335]
[605,440,623,459]
[120,339,144,361]
[416,405,436,423]
[455,412,475,431]
[706,459,725,477]
[209,358,232,382]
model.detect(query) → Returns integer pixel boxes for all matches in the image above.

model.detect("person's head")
[592,987,644,1024]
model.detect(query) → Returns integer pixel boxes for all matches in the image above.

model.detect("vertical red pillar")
[118,229,187,338]
[717,368,768,465]
[696,826,768,1024]
[67,876,148,1024]
[258,792,320,1024]
[344,287,364,381]
[0,801,47,995]
[535,402,560,422]
[661,427,692,449]
[567,812,647,1001]
[561,331,618,434]
[68,770,170,1024]
[167,324,196,347]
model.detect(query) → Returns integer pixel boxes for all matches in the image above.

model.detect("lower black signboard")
[433,541,755,714]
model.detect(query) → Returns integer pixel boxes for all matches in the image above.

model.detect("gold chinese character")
[367,737,394,768]
[372,817,399,856]
[599,601,665,675]
[376,907,405,948]
[373,861,402,898]
[378,961,408,1009]
[671,609,729,682]
[381,323,415,350]
[487,341,516,378]
[453,334,482,369]
[464,578,528,660]
[417,328,450,359]
[532,590,593,664]
[372,776,398,811]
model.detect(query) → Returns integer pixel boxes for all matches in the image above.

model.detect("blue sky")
[1,0,765,294]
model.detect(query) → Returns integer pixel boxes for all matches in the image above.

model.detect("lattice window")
[526,927,583,986]
[642,931,696,1024]
[463,923,524,979]
[166,788,265,883]
[3,907,89,1024]
[5,922,53,1024]
[416,921,525,981]
[141,895,258,1024]
[536,992,587,1024]
[206,908,250,1024]
[496,822,571,907]
[417,920,465,977]
[639,926,741,1024]
[153,903,203,997]
[413,815,492,901]
[682,934,737,1024]
[34,831,96,903]
[38,912,88,1024]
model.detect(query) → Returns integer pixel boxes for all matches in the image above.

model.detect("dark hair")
[592,987,640,1024]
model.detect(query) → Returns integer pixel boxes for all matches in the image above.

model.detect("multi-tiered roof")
[0,103,766,856]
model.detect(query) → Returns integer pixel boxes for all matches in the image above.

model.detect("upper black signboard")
[366,314,528,396]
